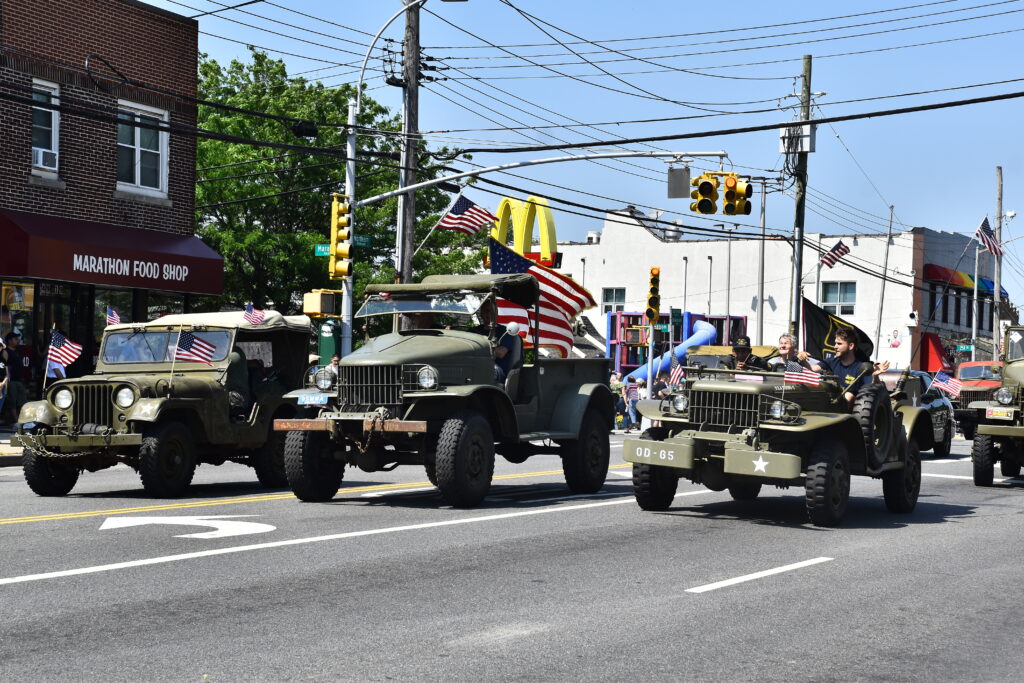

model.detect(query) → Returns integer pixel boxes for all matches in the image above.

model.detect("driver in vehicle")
[816,327,890,404]
[729,336,769,371]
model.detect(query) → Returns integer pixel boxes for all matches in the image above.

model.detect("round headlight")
[314,368,335,391]
[785,403,801,420]
[115,386,136,408]
[54,388,73,410]
[671,394,689,412]
[996,387,1014,405]
[417,365,438,390]
[769,400,785,420]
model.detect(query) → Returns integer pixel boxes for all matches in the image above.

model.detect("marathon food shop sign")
[72,254,190,283]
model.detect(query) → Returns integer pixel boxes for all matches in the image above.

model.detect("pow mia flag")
[801,297,873,362]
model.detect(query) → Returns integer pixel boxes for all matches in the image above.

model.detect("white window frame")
[602,287,625,315]
[31,79,60,174]
[116,100,169,198]
[821,281,856,316]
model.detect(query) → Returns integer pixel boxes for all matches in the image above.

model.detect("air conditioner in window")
[32,147,58,170]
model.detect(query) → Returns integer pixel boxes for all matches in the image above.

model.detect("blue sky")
[148,0,1024,296]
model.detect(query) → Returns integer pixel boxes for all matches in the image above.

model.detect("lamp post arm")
[356,0,428,116]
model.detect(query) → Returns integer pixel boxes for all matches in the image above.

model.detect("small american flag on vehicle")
[784,363,821,386]
[106,307,121,325]
[819,240,850,268]
[436,194,497,235]
[669,353,685,385]
[244,302,266,326]
[47,330,83,367]
[175,330,216,366]
[932,371,963,398]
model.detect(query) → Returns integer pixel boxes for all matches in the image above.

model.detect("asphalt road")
[0,435,1021,682]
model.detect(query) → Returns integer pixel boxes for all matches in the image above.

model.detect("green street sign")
[956,344,974,352]
[353,234,372,248]
[654,323,670,332]
[314,243,330,256]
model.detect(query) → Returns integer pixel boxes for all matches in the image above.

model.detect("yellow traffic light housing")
[690,174,718,214]
[645,266,661,324]
[329,193,352,279]
[723,174,753,216]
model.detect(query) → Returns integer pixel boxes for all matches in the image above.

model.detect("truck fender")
[635,398,665,420]
[897,405,935,451]
[549,383,615,435]
[406,385,518,441]
[766,412,869,471]
[17,400,59,427]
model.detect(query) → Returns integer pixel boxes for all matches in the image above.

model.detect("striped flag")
[106,307,121,325]
[784,365,821,386]
[932,370,963,398]
[436,195,497,235]
[47,330,83,367]
[244,302,266,326]
[819,240,850,268]
[975,217,1004,256]
[669,352,686,385]
[175,330,216,366]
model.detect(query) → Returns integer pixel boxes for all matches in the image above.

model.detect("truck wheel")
[23,449,80,497]
[805,439,850,527]
[435,412,495,507]
[283,430,343,502]
[253,429,288,488]
[932,423,953,459]
[853,384,893,470]
[562,408,611,494]
[883,437,921,513]
[1000,459,1021,478]
[632,463,678,511]
[728,483,762,501]
[972,434,996,487]
[961,422,976,441]
[139,421,196,498]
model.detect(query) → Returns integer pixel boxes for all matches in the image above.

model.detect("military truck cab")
[969,326,1024,484]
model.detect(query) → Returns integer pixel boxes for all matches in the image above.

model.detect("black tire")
[972,434,996,487]
[805,439,851,527]
[961,422,976,441]
[853,383,893,470]
[932,423,953,459]
[1000,459,1021,478]
[728,482,762,501]
[283,430,344,502]
[631,428,677,511]
[424,460,438,486]
[252,429,289,488]
[883,437,921,513]
[23,449,79,497]
[138,421,197,498]
[435,412,495,507]
[562,408,611,494]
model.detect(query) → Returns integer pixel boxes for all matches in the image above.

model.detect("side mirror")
[861,362,875,376]
[505,321,521,337]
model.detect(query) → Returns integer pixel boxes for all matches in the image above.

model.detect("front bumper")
[622,433,803,480]
[13,432,144,451]
[274,416,428,434]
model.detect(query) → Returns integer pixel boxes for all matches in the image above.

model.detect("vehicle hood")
[343,330,491,366]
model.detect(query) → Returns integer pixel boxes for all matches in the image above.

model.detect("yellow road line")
[0,463,632,525]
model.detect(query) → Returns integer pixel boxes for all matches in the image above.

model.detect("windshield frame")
[100,327,234,365]
[355,292,490,319]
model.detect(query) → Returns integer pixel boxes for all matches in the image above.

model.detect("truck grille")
[338,365,402,408]
[689,391,760,428]
[955,388,989,408]
[72,385,114,427]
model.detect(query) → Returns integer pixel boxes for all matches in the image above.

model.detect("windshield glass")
[356,293,487,318]
[958,364,1001,380]
[1006,330,1024,362]
[102,330,232,364]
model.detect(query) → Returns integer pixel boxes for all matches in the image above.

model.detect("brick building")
[0,0,222,394]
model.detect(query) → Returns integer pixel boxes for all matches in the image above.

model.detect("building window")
[602,287,625,315]
[117,102,168,195]
[966,293,973,328]
[941,289,949,324]
[31,80,59,172]
[821,281,856,316]
[954,292,962,327]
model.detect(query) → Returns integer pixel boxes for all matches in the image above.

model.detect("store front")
[0,208,223,397]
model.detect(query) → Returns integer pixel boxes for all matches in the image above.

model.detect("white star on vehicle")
[752,456,768,473]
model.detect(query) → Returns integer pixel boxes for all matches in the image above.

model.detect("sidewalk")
[0,425,23,467]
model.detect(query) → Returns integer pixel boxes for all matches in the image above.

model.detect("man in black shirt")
[820,327,890,404]
[730,335,769,371]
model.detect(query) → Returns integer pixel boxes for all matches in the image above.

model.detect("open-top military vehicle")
[275,273,613,507]
[14,311,311,497]
[623,345,933,526]
[968,326,1024,484]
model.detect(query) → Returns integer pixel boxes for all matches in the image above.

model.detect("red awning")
[921,332,954,373]
[0,209,223,295]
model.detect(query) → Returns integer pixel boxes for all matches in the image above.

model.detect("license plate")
[297,393,329,405]
[623,439,678,464]
[986,407,1014,419]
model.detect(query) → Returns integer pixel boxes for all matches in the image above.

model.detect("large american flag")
[932,370,963,398]
[175,330,216,366]
[669,352,686,385]
[489,238,595,358]
[819,240,851,268]
[975,217,1004,256]
[47,330,82,367]
[436,195,497,235]
[244,302,266,326]
[106,307,121,326]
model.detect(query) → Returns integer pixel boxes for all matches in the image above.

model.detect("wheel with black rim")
[138,421,196,498]
[883,437,921,513]
[804,439,850,527]
[932,422,953,459]
[632,428,677,511]
[562,408,611,494]
[728,482,762,501]
[252,428,289,488]
[23,448,80,497]
[435,411,495,507]
[283,429,343,502]
[972,434,996,487]
[853,383,893,470]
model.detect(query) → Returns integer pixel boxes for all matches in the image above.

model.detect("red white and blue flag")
[106,307,121,326]
[244,302,266,326]
[669,352,686,385]
[47,330,83,367]
[975,217,1004,256]
[175,330,216,366]
[784,364,821,386]
[932,371,963,398]
[436,195,497,235]
[819,240,851,268]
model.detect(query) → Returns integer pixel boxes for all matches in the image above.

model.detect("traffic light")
[329,193,352,279]
[723,174,753,216]
[645,266,661,324]
[690,173,718,214]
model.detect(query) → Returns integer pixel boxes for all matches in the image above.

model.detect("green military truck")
[968,326,1024,484]
[14,311,311,497]
[274,273,614,507]
[623,346,932,526]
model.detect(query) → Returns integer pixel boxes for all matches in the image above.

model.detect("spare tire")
[853,383,893,470]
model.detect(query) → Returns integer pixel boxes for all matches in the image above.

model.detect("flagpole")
[41,324,56,393]
[168,325,183,395]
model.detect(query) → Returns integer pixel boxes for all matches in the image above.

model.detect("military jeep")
[275,273,614,507]
[14,311,311,497]
[623,346,931,526]
[968,326,1024,484]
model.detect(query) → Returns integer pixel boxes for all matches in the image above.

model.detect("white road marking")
[922,472,1007,482]
[928,458,970,464]
[686,557,834,594]
[99,515,276,539]
[610,470,634,478]
[360,487,436,498]
[0,489,715,586]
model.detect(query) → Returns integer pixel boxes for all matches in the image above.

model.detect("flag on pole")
[47,330,83,367]
[436,195,497,235]
[802,297,874,362]
[175,330,216,366]
[105,307,121,325]
[819,240,851,268]
[244,302,266,326]
[931,370,963,398]
[975,217,1004,256]
[784,366,821,386]
[669,352,686,385]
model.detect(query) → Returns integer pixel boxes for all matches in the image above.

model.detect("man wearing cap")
[729,335,769,371]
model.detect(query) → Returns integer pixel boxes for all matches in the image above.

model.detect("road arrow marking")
[99,515,276,539]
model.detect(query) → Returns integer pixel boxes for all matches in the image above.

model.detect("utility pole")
[682,256,688,313]
[789,55,812,344]
[994,165,1003,359]
[756,178,767,345]
[874,205,894,355]
[395,0,420,284]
